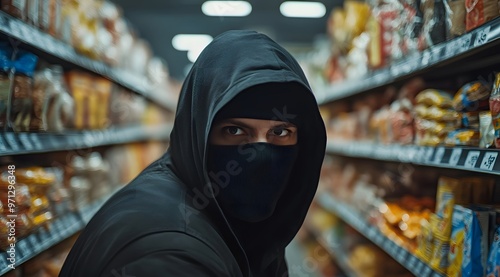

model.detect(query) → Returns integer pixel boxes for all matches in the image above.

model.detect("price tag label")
[0,135,7,152]
[31,29,43,49]
[414,261,424,275]
[415,147,426,162]
[421,50,431,66]
[0,13,9,32]
[390,63,402,77]
[29,133,42,149]
[16,239,31,258]
[4,133,19,151]
[408,256,418,270]
[460,33,472,52]
[474,26,491,47]
[27,234,40,252]
[445,41,457,59]
[55,42,67,59]
[37,227,51,244]
[53,219,64,236]
[464,151,480,168]
[8,20,25,39]
[374,72,386,84]
[449,148,462,165]
[422,266,431,276]
[49,135,63,149]
[18,133,33,150]
[0,253,8,270]
[424,147,434,162]
[480,152,498,171]
[433,147,446,164]
[45,36,56,54]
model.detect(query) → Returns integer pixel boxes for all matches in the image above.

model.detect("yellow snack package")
[434,177,472,239]
[416,89,454,108]
[448,205,467,277]
[445,129,481,147]
[416,217,434,262]
[430,237,450,274]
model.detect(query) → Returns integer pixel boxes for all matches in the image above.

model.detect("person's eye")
[271,128,291,137]
[223,126,245,135]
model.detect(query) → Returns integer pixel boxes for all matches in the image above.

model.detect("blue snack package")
[12,50,38,77]
[487,226,500,277]
[462,206,490,277]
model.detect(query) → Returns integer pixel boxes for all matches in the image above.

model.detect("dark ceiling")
[114,0,340,81]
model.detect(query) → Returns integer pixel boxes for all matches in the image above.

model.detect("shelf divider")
[0,187,121,275]
[0,124,172,157]
[0,11,177,111]
[327,141,500,175]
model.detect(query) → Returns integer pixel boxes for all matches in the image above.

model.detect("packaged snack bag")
[416,89,454,108]
[430,236,450,273]
[453,81,492,112]
[489,73,500,148]
[480,111,495,148]
[449,205,467,276]
[417,217,435,262]
[487,226,500,277]
[463,206,490,276]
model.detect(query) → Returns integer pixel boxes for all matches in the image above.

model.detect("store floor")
[286,239,321,277]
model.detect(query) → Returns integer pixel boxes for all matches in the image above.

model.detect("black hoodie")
[59,30,326,277]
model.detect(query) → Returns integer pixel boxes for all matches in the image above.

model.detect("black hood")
[164,30,327,273]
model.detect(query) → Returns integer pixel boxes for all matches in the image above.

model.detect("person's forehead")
[215,118,297,127]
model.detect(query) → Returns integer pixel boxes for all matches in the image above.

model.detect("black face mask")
[206,143,298,222]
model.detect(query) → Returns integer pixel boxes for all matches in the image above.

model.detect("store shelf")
[316,17,500,104]
[303,225,357,277]
[0,11,177,112]
[316,193,444,277]
[0,188,120,275]
[327,141,500,175]
[0,124,173,156]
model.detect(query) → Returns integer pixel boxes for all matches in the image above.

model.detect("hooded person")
[59,30,326,277]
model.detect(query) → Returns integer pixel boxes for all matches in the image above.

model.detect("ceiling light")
[187,46,207,63]
[280,1,326,18]
[202,1,252,17]
[172,34,213,51]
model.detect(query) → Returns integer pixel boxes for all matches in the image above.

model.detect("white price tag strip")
[480,152,498,171]
[460,33,472,52]
[449,148,462,165]
[29,133,43,149]
[418,147,428,162]
[464,151,480,168]
[0,135,7,152]
[425,147,434,162]
[433,147,446,164]
[421,50,431,66]
[18,133,33,150]
[27,234,40,252]
[4,133,19,151]
[474,25,491,47]
[16,239,30,259]
[0,13,9,32]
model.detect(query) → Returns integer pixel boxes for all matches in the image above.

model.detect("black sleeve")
[101,232,233,277]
